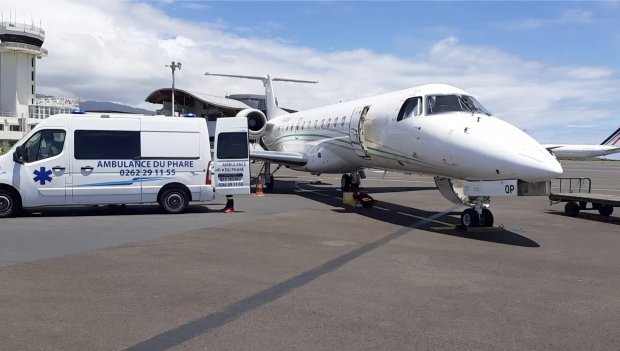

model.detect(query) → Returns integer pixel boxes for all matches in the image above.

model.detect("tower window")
[32,58,35,67]
[32,85,35,94]
[32,71,34,81]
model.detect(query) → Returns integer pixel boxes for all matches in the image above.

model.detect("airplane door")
[213,117,251,195]
[15,129,69,207]
[349,105,371,159]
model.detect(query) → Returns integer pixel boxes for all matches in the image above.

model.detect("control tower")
[0,21,77,147]
[0,21,47,120]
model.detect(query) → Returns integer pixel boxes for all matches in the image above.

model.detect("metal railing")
[554,177,592,194]
[0,22,45,35]
[0,42,47,55]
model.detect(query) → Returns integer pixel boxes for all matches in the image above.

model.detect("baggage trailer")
[549,177,618,217]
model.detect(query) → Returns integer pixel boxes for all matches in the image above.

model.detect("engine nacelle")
[236,108,267,140]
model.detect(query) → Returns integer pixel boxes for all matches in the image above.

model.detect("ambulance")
[0,113,250,217]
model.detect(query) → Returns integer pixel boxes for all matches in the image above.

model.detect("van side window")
[397,97,422,121]
[217,132,248,159]
[75,130,140,159]
[23,129,66,162]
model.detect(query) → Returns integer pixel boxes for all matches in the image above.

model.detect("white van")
[0,113,251,217]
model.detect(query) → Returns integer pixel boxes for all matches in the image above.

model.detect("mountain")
[79,101,154,115]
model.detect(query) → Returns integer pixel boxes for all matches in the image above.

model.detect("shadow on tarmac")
[545,210,620,225]
[21,203,220,218]
[284,180,540,248]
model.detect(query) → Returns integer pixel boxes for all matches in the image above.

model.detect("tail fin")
[600,126,620,145]
[204,73,317,120]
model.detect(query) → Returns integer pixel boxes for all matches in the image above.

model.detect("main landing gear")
[255,162,278,192]
[341,171,365,191]
[460,206,494,228]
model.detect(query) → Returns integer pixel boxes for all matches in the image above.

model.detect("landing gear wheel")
[159,188,188,214]
[341,174,352,191]
[350,172,361,190]
[0,189,20,218]
[266,175,275,191]
[480,209,494,227]
[564,202,580,217]
[598,204,613,217]
[461,208,480,228]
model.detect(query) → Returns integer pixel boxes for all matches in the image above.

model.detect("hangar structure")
[144,88,268,120]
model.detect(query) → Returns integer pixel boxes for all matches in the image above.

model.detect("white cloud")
[560,9,593,24]
[493,8,595,31]
[4,0,619,144]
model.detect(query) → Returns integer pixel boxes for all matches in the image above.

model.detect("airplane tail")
[204,73,317,120]
[600,126,620,146]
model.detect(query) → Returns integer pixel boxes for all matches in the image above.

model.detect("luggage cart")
[549,177,618,217]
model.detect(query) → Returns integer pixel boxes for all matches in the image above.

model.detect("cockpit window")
[397,97,422,121]
[426,94,492,116]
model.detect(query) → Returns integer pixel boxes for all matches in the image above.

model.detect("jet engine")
[236,108,267,140]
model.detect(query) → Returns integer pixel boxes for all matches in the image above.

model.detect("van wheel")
[0,189,20,218]
[159,188,188,214]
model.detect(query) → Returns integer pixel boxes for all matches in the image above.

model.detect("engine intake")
[236,108,267,140]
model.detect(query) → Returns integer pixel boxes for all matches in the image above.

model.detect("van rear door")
[212,117,250,195]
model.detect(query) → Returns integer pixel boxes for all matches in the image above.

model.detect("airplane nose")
[515,144,563,181]
[457,118,563,181]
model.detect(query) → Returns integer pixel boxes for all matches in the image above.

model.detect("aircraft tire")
[461,208,480,228]
[481,209,494,227]
[266,175,275,191]
[341,174,351,191]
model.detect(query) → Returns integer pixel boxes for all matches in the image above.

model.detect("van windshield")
[426,95,492,116]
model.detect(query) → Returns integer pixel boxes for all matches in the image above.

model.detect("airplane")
[542,127,620,159]
[205,73,563,228]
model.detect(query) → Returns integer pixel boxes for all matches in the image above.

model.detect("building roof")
[145,88,251,110]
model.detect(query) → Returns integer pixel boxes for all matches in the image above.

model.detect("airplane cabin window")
[321,119,325,128]
[341,116,346,127]
[397,97,422,121]
[327,118,332,128]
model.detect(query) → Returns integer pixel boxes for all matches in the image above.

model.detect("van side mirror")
[13,145,25,164]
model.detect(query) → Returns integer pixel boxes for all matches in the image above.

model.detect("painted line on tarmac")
[123,206,459,351]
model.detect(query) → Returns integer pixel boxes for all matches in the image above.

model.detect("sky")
[3,0,620,148]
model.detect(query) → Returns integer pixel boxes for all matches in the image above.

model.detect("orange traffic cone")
[255,175,265,197]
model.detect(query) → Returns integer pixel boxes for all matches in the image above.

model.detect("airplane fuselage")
[546,145,620,159]
[263,84,561,182]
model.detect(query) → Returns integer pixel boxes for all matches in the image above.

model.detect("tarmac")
[0,160,619,350]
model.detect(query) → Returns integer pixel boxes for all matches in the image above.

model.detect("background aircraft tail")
[204,73,317,120]
[600,127,620,145]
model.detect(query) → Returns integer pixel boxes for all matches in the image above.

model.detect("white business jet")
[205,73,563,228]
[543,127,620,159]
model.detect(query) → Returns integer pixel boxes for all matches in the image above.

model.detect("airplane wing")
[250,150,308,166]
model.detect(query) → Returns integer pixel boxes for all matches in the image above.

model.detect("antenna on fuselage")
[204,72,317,120]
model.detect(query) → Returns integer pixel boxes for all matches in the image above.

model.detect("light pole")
[165,61,182,116]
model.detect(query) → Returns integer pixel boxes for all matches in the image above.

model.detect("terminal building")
[0,21,78,149]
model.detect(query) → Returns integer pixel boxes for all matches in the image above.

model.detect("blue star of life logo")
[33,166,53,185]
